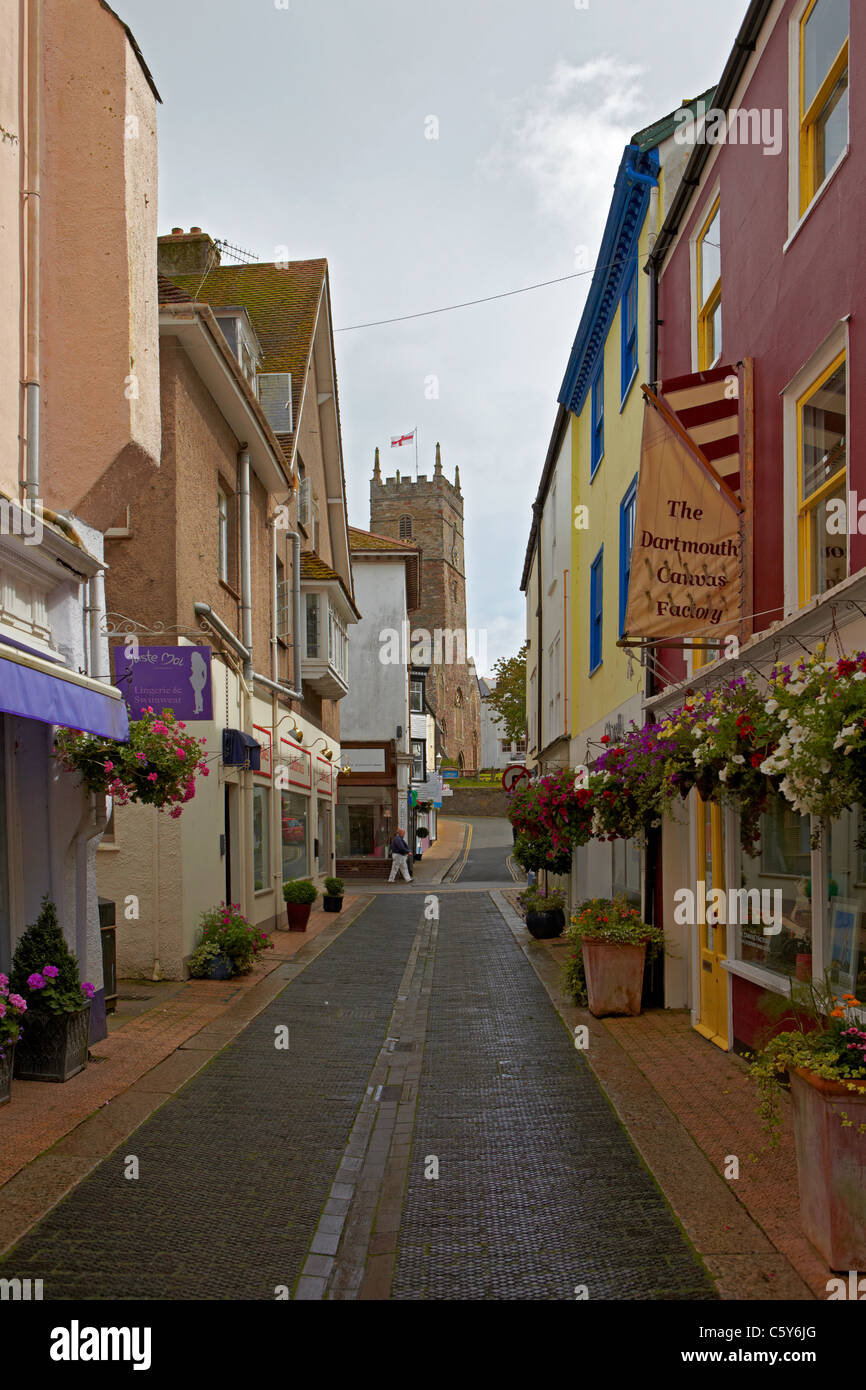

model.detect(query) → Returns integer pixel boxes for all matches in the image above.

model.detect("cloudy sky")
[119,0,745,673]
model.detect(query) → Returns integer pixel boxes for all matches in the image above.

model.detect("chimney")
[157,227,221,278]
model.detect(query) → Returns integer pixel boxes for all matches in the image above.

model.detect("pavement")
[0,816,837,1300]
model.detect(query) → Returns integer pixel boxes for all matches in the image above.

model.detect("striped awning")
[659,363,742,496]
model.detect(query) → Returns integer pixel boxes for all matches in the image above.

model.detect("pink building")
[0,0,160,1038]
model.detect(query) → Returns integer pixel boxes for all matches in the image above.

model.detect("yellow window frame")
[797,349,847,607]
[799,0,849,216]
[696,198,721,372]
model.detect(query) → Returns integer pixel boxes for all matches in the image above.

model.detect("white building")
[478,675,526,770]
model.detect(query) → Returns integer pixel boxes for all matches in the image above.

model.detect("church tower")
[370,444,481,772]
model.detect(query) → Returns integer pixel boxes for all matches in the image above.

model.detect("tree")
[485,643,527,743]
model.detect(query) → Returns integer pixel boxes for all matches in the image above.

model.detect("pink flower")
[176,748,186,760]
[8,993,26,1012]
[42,964,59,979]
[81,982,95,1000]
[0,1001,5,1018]
[0,973,7,990]
[104,760,114,772]
[147,772,158,782]
[27,972,46,990]
[135,752,146,762]
[169,806,183,819]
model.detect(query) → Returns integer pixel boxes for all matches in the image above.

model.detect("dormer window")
[214,308,263,389]
[257,372,293,434]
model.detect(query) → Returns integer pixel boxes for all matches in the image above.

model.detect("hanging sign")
[113,645,213,721]
[622,391,743,643]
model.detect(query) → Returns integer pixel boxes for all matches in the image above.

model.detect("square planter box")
[0,1045,14,1105]
[791,1068,866,1271]
[581,939,647,1017]
[13,1004,91,1083]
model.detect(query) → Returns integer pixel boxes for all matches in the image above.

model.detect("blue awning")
[0,650,129,741]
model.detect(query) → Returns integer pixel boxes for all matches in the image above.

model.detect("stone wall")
[443,787,510,817]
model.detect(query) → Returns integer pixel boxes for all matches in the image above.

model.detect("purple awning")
[0,653,129,741]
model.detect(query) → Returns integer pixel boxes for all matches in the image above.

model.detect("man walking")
[388,827,413,883]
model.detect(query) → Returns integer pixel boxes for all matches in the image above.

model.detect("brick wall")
[442,787,510,817]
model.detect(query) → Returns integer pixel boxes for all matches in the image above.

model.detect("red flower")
[600,735,610,745]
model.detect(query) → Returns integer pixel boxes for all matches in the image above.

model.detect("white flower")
[765,699,778,714]
[854,671,866,682]
[718,768,728,782]
[732,754,745,765]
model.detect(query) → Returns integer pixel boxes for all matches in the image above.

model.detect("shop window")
[797,352,847,605]
[253,786,270,892]
[621,267,638,399]
[335,798,392,858]
[589,548,603,673]
[590,365,604,477]
[738,794,814,980]
[696,199,721,370]
[799,0,849,216]
[281,790,309,880]
[825,806,866,998]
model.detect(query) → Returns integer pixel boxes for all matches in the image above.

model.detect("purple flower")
[81,982,96,1000]
[27,972,46,990]
[42,964,59,979]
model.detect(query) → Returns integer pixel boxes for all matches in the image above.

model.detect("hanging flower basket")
[55,707,210,819]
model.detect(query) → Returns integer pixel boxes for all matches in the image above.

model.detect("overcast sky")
[119,0,745,674]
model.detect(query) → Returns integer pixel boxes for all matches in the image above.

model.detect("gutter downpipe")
[24,0,41,508]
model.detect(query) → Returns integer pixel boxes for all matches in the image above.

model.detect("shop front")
[650,571,866,1054]
[335,742,398,879]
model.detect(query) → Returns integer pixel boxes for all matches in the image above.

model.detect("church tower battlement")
[369,443,479,773]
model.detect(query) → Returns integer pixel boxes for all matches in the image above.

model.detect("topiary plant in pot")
[516,885,567,939]
[323,877,344,913]
[282,879,318,932]
[10,897,95,1082]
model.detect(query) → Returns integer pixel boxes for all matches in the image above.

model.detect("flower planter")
[790,1068,866,1271]
[0,1046,14,1104]
[285,902,312,932]
[581,938,647,1017]
[206,954,235,980]
[795,953,813,983]
[323,896,343,914]
[525,908,565,940]
[13,1003,91,1083]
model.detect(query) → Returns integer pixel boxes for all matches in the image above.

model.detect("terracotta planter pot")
[790,1068,866,1271]
[795,953,813,982]
[525,908,565,940]
[581,938,647,1018]
[13,1004,91,1083]
[285,902,312,932]
[0,1045,14,1104]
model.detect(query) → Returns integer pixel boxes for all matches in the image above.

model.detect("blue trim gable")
[558,144,659,418]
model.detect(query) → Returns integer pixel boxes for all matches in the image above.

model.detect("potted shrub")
[282,879,318,931]
[751,979,866,1270]
[568,897,665,1018]
[323,877,344,913]
[517,885,566,939]
[0,973,27,1104]
[10,897,95,1082]
[187,903,272,978]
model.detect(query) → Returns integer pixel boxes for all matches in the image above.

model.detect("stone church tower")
[370,443,481,773]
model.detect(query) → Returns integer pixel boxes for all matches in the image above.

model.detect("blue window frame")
[590,365,604,477]
[590,547,603,673]
[621,267,637,400]
[619,476,637,636]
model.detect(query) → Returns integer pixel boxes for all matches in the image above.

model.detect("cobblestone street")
[0,834,715,1301]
